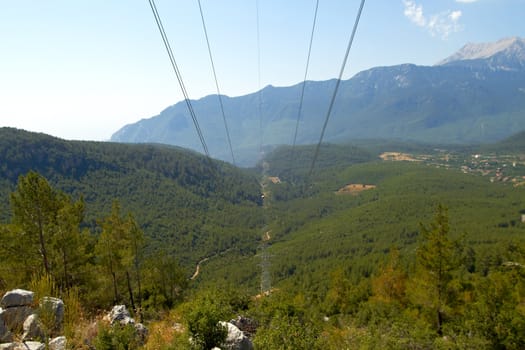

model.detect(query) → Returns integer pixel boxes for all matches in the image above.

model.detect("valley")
[1,128,525,348]
[1,36,525,350]
[1,0,524,344]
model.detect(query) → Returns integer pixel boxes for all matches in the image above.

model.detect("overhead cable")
[256,0,263,154]
[291,0,320,157]
[147,0,210,158]
[197,0,236,165]
[308,0,365,176]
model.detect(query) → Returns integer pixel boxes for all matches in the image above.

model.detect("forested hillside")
[0,127,262,268]
[241,140,525,348]
[1,128,524,348]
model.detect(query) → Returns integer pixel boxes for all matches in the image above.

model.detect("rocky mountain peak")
[437,37,525,68]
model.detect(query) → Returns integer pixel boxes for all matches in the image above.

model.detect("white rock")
[1,290,34,308]
[0,342,45,350]
[18,341,45,350]
[22,314,44,341]
[108,305,134,325]
[219,321,253,350]
[49,336,67,350]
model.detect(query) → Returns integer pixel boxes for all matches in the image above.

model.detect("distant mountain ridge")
[437,37,525,69]
[111,37,525,166]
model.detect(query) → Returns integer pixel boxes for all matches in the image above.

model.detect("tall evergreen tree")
[413,204,458,335]
[94,201,146,309]
[124,213,144,316]
[52,194,90,290]
[4,171,89,291]
[95,200,129,304]
[371,247,407,305]
[10,171,58,275]
[143,250,187,309]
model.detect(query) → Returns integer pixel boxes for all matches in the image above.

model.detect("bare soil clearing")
[336,183,376,195]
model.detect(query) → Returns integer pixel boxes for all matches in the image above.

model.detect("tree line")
[0,171,187,313]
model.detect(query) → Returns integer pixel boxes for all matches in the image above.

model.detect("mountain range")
[2,99,525,347]
[111,37,525,166]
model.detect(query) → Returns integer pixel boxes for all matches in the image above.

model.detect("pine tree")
[52,194,91,290]
[5,171,90,291]
[124,213,144,317]
[143,250,187,309]
[10,171,58,275]
[95,200,129,305]
[95,201,146,309]
[371,247,407,305]
[414,204,458,335]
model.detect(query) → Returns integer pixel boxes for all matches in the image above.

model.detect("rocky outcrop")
[193,318,254,350]
[230,316,258,339]
[22,314,44,341]
[0,338,67,350]
[40,297,64,334]
[0,290,34,309]
[106,305,148,345]
[0,341,45,350]
[0,289,66,348]
[0,289,36,343]
[0,311,13,343]
[108,305,134,325]
[48,336,67,350]
[1,306,33,332]
[218,321,253,350]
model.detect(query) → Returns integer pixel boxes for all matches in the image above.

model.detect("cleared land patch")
[380,152,419,161]
[336,183,376,195]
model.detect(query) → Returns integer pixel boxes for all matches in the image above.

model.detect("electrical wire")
[147,0,210,158]
[197,0,236,165]
[256,0,263,154]
[291,0,320,157]
[308,0,365,176]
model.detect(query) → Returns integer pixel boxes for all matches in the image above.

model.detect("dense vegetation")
[1,128,524,348]
[0,127,262,270]
[201,139,525,348]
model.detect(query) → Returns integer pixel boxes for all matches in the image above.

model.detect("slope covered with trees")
[1,128,524,348]
[213,139,524,349]
[0,127,263,271]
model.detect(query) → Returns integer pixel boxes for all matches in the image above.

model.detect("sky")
[0,0,524,141]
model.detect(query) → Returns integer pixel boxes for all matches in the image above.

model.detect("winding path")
[189,247,234,281]
[190,257,210,280]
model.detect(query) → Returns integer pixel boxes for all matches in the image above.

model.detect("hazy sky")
[1,0,523,141]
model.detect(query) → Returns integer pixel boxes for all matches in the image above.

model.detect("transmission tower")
[259,240,271,295]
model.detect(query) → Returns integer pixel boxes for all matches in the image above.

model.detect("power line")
[308,0,365,176]
[147,0,210,158]
[197,0,236,165]
[256,0,263,154]
[291,0,320,156]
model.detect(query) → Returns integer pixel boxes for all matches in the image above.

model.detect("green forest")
[0,127,524,349]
